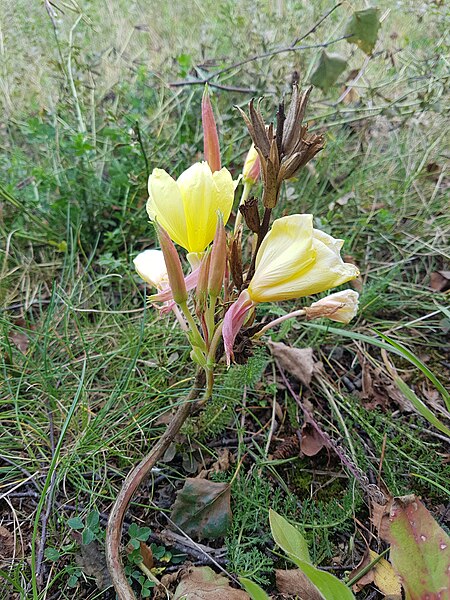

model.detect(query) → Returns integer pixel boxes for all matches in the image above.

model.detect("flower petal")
[133,249,168,288]
[222,290,254,366]
[177,162,214,252]
[249,214,315,302]
[147,168,189,250]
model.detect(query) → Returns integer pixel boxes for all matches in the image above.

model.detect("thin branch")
[169,79,257,94]
[292,2,342,46]
[169,35,351,90]
[105,370,205,600]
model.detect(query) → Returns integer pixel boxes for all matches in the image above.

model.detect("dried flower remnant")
[237,85,324,211]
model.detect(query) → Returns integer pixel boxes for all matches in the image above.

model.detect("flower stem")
[234,181,252,234]
[179,301,205,350]
[253,309,306,338]
[106,370,205,600]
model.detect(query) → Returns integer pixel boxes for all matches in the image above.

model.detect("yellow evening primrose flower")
[247,214,359,302]
[146,161,235,254]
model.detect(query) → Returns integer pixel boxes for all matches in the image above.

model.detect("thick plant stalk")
[106,370,204,600]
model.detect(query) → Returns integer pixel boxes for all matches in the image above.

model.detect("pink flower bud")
[208,213,226,298]
[156,223,187,305]
[202,85,221,173]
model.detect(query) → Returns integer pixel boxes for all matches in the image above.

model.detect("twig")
[106,370,205,600]
[292,3,342,46]
[169,35,351,90]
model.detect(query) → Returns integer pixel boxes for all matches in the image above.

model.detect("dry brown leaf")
[173,566,250,599]
[300,421,325,457]
[0,525,16,561]
[140,541,154,570]
[430,271,450,292]
[369,550,402,597]
[350,549,402,597]
[275,568,322,598]
[75,540,112,591]
[269,342,318,386]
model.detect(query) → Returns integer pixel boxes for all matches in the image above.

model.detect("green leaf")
[384,495,450,599]
[289,558,355,600]
[171,479,231,540]
[44,547,60,561]
[86,510,100,530]
[135,526,151,542]
[269,509,310,562]
[345,8,381,55]
[67,517,84,530]
[269,510,355,600]
[129,538,140,549]
[239,577,270,600]
[393,377,450,438]
[82,527,95,545]
[310,51,347,91]
[375,330,450,411]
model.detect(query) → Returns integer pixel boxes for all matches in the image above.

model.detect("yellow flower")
[146,162,235,254]
[247,214,359,302]
[242,144,261,184]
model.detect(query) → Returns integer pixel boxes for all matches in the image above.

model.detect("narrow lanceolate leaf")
[381,496,450,600]
[310,51,347,92]
[269,510,355,600]
[345,8,381,55]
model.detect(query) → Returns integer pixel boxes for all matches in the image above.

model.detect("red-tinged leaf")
[377,495,450,600]
[170,479,231,540]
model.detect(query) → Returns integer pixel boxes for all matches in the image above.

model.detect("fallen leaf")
[173,566,250,600]
[269,342,318,386]
[372,495,450,599]
[349,550,374,592]
[211,448,233,473]
[8,319,32,353]
[275,568,323,599]
[140,541,154,570]
[350,550,402,597]
[75,540,112,591]
[430,271,450,292]
[369,550,402,598]
[170,479,231,540]
[0,525,16,561]
[300,421,325,457]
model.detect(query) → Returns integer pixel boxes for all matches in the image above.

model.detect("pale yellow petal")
[177,162,214,252]
[249,215,315,302]
[147,168,189,250]
[248,215,359,303]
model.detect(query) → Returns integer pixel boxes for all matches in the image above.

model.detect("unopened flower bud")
[208,213,226,297]
[156,223,188,305]
[195,249,211,310]
[242,144,261,184]
[133,249,168,289]
[305,290,359,324]
[202,84,221,173]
